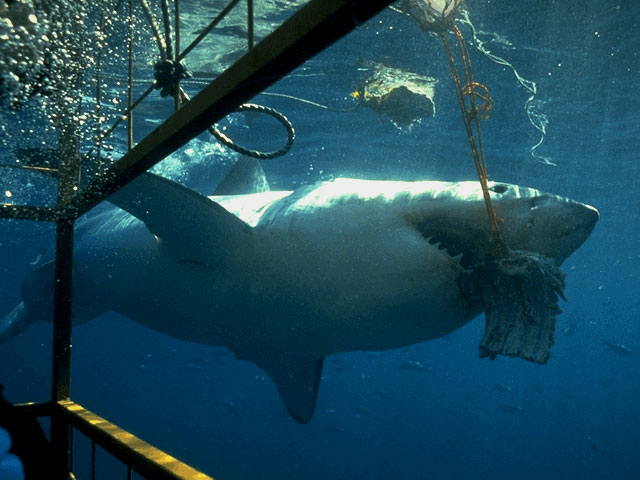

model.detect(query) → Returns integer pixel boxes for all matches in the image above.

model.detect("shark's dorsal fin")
[249,352,323,424]
[108,173,251,261]
[213,156,270,195]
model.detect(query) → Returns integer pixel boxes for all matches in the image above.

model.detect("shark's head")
[405,180,599,268]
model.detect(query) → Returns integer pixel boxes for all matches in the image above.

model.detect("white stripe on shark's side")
[211,191,293,227]
[0,159,598,423]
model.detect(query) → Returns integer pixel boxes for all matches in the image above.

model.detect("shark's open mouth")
[414,217,492,269]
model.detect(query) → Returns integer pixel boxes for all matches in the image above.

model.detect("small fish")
[587,436,598,451]
[494,383,513,393]
[323,424,345,435]
[400,360,428,371]
[135,363,154,374]
[562,322,577,337]
[603,341,633,356]
[186,356,208,370]
[498,405,522,414]
[223,398,237,415]
[376,388,392,399]
[354,405,373,416]
[530,382,544,394]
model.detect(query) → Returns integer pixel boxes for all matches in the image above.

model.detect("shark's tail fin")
[0,302,30,345]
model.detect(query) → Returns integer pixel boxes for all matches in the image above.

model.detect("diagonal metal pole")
[58,0,396,220]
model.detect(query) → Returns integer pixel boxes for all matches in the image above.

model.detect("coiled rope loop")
[210,103,296,160]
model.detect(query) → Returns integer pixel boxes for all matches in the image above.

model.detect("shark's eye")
[490,184,508,194]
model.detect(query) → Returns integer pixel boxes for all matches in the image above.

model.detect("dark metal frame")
[1,0,395,477]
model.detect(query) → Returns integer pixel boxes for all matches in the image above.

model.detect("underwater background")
[0,0,638,478]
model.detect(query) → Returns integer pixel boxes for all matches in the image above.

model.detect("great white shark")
[0,160,598,423]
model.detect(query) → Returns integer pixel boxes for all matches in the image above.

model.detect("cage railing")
[15,400,213,479]
[1,0,396,478]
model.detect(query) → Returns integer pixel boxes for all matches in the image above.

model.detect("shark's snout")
[581,203,599,236]
[539,197,599,264]
[562,199,599,244]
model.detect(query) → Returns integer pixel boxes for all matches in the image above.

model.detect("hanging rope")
[423,4,506,259]
[457,11,553,166]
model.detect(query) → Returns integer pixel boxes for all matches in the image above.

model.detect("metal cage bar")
[4,0,396,478]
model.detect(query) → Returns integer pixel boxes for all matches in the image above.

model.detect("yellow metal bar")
[56,400,214,480]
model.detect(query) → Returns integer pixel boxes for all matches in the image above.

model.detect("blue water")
[1,0,639,479]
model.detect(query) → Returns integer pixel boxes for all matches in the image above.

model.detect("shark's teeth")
[426,236,442,249]
[425,235,461,263]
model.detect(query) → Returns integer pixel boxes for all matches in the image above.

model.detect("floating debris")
[354,60,437,129]
[29,247,46,266]
[602,341,633,356]
[461,251,566,364]
[587,436,599,451]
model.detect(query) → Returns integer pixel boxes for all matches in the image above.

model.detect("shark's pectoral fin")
[107,172,251,261]
[251,352,324,424]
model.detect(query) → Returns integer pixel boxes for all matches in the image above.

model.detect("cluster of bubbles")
[0,1,92,133]
[0,1,97,207]
[0,0,50,110]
